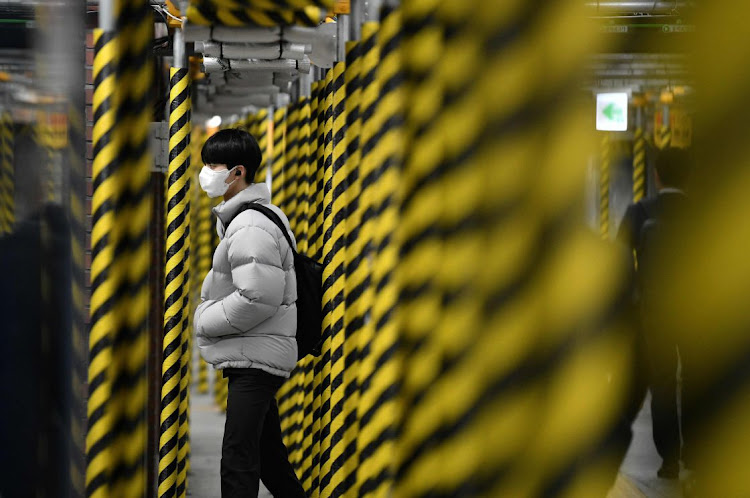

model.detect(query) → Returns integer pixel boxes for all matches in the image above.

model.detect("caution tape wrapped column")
[600,132,610,240]
[0,112,14,234]
[85,0,154,492]
[158,66,191,498]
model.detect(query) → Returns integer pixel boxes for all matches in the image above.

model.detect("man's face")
[203,163,247,199]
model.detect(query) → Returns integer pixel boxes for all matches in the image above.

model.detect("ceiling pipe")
[223,43,309,60]
[593,69,689,77]
[224,74,276,87]
[589,64,687,73]
[349,0,362,41]
[98,0,115,30]
[336,14,349,62]
[224,72,276,87]
[282,23,336,44]
[591,53,688,61]
[203,57,311,74]
[211,93,274,107]
[585,1,693,14]
[220,85,280,96]
[183,24,212,42]
[196,41,309,60]
[365,0,383,20]
[212,26,281,43]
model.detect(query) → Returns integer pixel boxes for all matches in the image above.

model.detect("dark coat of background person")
[617,183,690,476]
[0,205,73,498]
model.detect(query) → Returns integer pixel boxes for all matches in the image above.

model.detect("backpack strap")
[223,202,297,254]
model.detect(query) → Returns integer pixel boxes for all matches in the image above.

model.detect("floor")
[189,374,681,498]
[617,392,683,498]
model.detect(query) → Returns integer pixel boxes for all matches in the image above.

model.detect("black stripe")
[92,93,113,128]
[88,336,113,370]
[330,462,358,497]
[168,126,190,163]
[357,459,395,496]
[90,141,116,187]
[85,470,109,497]
[89,294,114,330]
[359,382,399,430]
[169,68,188,88]
[165,186,189,229]
[318,413,357,491]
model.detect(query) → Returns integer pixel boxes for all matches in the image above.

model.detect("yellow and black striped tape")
[86,28,119,498]
[294,83,321,494]
[86,0,154,493]
[294,97,312,253]
[254,109,270,184]
[356,8,405,496]
[159,66,191,498]
[312,66,335,495]
[185,127,207,407]
[297,80,324,492]
[600,132,610,240]
[337,39,364,497]
[633,127,645,203]
[284,101,301,232]
[108,0,154,493]
[177,90,193,496]
[390,0,447,493]
[205,0,332,12]
[67,100,88,498]
[0,112,14,234]
[187,1,323,27]
[318,59,349,497]
[271,107,287,207]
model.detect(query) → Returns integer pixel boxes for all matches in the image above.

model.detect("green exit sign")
[596,93,628,131]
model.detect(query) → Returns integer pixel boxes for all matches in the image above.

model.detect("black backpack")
[223,202,323,360]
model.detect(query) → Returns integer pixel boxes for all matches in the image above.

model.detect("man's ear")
[233,165,248,182]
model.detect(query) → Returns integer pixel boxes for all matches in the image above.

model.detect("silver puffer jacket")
[194,183,298,377]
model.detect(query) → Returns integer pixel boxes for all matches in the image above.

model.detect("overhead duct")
[585,1,693,14]
[220,85,280,96]
[224,72,274,88]
[196,41,310,60]
[211,26,281,43]
[593,69,690,77]
[224,72,275,87]
[203,57,311,74]
[282,23,337,68]
[224,42,308,60]
[211,93,274,107]
[591,53,688,62]
[183,24,211,43]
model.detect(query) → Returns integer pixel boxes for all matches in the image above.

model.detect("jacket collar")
[213,183,272,229]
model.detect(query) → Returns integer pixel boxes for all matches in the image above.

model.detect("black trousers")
[644,334,681,468]
[221,368,307,498]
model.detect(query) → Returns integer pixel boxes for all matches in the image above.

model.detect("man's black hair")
[655,147,693,190]
[201,128,262,184]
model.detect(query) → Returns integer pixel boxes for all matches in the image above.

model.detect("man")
[194,128,307,498]
[617,147,692,480]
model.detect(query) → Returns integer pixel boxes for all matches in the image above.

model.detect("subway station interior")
[1,1,750,497]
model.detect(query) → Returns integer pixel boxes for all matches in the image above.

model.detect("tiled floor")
[618,392,683,498]
[188,377,681,498]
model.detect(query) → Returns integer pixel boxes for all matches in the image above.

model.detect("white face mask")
[199,166,237,198]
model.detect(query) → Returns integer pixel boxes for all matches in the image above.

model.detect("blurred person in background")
[617,147,693,480]
[0,129,73,497]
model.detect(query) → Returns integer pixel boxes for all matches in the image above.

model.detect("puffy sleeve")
[194,225,285,338]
